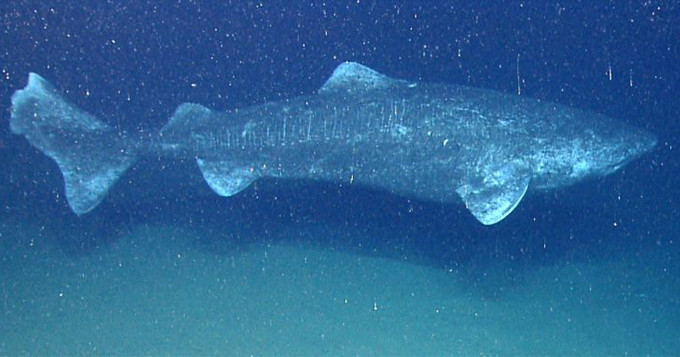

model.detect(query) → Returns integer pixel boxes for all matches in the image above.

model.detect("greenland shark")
[10,62,656,224]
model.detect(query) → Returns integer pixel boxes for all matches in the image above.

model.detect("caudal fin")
[10,73,137,214]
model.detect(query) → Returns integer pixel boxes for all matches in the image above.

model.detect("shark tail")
[10,73,138,214]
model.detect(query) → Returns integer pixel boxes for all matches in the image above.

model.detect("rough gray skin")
[10,62,657,224]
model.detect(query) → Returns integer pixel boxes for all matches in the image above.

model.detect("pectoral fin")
[457,164,530,225]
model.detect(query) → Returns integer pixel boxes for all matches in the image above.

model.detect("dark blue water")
[0,1,678,354]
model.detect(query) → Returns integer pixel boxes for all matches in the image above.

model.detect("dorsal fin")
[319,62,411,94]
[160,103,213,140]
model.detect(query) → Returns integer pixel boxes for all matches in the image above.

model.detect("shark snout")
[641,130,658,154]
[595,125,657,176]
[627,127,658,159]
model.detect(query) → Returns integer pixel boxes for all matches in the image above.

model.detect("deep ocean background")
[0,1,678,355]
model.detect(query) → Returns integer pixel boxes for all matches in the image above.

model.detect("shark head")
[588,122,658,176]
[532,112,657,190]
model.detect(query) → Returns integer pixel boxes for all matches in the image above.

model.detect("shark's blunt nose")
[647,132,658,151]
[637,129,658,154]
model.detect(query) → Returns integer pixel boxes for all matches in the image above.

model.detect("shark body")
[10,62,657,224]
